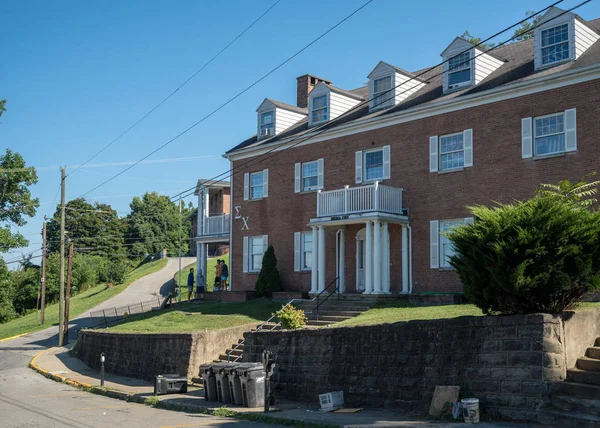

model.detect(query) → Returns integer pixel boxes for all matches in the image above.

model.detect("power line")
[66,1,281,179]
[77,0,375,199]
[169,0,570,202]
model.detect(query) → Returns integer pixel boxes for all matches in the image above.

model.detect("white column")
[365,221,373,294]
[382,222,390,294]
[201,243,208,286]
[373,220,382,294]
[355,238,361,292]
[339,229,346,293]
[402,225,409,293]
[311,226,318,293]
[318,226,326,292]
[196,242,202,285]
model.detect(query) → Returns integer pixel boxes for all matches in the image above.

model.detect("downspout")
[407,223,413,294]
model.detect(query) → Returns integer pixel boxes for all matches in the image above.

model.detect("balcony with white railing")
[316,182,404,218]
[201,213,230,236]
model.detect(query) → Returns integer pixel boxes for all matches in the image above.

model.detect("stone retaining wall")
[243,313,570,422]
[77,323,255,381]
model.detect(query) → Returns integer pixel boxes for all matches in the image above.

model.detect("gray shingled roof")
[227,17,600,155]
[265,98,308,115]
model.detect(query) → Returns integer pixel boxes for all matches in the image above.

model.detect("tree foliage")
[255,245,282,298]
[512,11,544,41]
[0,100,6,118]
[460,30,496,50]
[536,172,599,208]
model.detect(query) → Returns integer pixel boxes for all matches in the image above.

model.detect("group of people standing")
[186,258,229,300]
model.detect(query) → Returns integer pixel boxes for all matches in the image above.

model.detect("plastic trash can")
[227,363,260,406]
[154,374,188,395]
[199,364,217,402]
[215,364,232,403]
[238,365,266,408]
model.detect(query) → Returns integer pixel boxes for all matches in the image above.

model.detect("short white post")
[402,224,409,293]
[317,190,322,217]
[374,181,379,211]
[344,185,349,214]
[339,229,346,293]
[365,221,373,294]
[382,222,390,293]
[373,220,382,294]
[318,226,326,292]
[201,243,208,286]
[311,226,318,293]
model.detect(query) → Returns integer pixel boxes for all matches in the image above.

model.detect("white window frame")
[260,110,274,138]
[250,171,264,200]
[363,148,385,182]
[372,75,394,110]
[533,112,566,157]
[540,23,570,66]
[447,51,472,90]
[439,132,465,171]
[311,94,328,124]
[301,232,312,271]
[249,236,266,273]
[301,161,319,192]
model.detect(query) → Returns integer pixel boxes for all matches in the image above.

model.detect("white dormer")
[308,82,362,127]
[534,7,600,70]
[441,38,503,93]
[256,99,307,139]
[367,61,426,111]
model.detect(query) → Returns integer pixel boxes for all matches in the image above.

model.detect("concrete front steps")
[294,294,377,327]
[541,339,600,427]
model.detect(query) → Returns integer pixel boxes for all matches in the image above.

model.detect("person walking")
[187,268,195,300]
[214,259,223,291]
[221,260,229,291]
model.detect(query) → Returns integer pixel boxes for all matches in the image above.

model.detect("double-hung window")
[373,75,393,109]
[448,51,471,88]
[439,133,465,171]
[250,172,264,199]
[311,95,328,124]
[534,113,565,156]
[302,161,319,191]
[439,220,463,268]
[541,24,570,66]
[364,149,384,181]
[301,233,312,270]
[260,111,274,137]
[248,236,267,272]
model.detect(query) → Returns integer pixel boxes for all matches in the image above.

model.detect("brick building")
[220,8,600,296]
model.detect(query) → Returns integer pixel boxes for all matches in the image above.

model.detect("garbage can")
[200,364,217,402]
[227,363,260,406]
[154,374,188,395]
[214,363,232,403]
[237,365,266,408]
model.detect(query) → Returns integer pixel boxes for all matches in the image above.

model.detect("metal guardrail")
[312,276,340,321]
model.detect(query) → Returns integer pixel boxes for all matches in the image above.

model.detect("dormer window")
[373,75,393,109]
[448,51,472,88]
[541,24,570,65]
[260,111,274,137]
[311,95,328,123]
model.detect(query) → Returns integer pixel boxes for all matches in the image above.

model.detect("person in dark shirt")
[221,260,229,291]
[187,268,194,300]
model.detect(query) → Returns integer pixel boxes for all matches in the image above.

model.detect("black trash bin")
[200,364,217,402]
[154,374,188,395]
[237,365,266,408]
[214,363,232,403]
[227,363,260,406]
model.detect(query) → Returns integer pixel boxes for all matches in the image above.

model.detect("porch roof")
[308,211,408,228]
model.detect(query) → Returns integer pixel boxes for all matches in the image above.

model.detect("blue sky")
[3,0,600,263]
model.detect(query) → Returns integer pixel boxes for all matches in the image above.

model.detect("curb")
[0,332,30,343]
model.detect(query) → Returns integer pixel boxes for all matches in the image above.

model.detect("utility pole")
[178,198,182,303]
[40,218,47,325]
[64,241,73,345]
[58,167,66,347]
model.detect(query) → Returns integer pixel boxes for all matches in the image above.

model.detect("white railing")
[316,182,403,217]
[202,214,230,235]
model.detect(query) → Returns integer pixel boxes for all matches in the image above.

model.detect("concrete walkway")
[33,346,542,428]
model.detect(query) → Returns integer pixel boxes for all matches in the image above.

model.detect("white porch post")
[355,238,361,292]
[373,220,382,294]
[382,222,390,294]
[195,242,202,285]
[201,243,208,286]
[318,226,326,292]
[365,221,373,294]
[311,226,318,293]
[339,229,346,293]
[402,224,409,293]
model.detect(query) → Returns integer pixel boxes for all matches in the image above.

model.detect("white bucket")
[461,398,480,424]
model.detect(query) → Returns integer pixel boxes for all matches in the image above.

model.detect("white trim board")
[224,64,600,161]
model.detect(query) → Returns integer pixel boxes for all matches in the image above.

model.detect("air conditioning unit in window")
[261,128,272,137]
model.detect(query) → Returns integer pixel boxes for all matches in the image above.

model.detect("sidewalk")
[31,346,541,428]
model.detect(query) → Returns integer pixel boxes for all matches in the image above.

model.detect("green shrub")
[274,304,307,329]
[255,245,281,298]
[447,195,600,314]
[105,259,128,284]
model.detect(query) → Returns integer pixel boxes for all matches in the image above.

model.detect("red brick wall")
[230,80,600,293]
[208,188,231,215]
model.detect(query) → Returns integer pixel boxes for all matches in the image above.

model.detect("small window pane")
[250,172,264,199]
[534,114,565,156]
[373,76,393,108]
[301,161,318,191]
[250,237,265,271]
[449,52,470,71]
[448,69,470,86]
[302,233,312,270]
[313,95,327,109]
[541,24,569,65]
[311,95,328,123]
[261,111,273,125]
[439,133,464,171]
[365,150,384,181]
[440,220,463,268]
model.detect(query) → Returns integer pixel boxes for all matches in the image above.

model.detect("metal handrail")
[313,276,340,321]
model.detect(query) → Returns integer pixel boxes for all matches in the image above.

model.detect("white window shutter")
[317,158,324,189]
[430,220,439,269]
[262,235,268,252]
[243,173,249,201]
[429,136,438,173]
[262,169,269,197]
[242,236,249,273]
[463,129,473,167]
[382,145,391,179]
[294,232,301,272]
[522,117,533,159]
[355,151,363,183]
[294,163,301,193]
[565,108,577,152]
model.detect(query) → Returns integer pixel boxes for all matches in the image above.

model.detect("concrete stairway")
[293,295,376,327]
[540,338,600,427]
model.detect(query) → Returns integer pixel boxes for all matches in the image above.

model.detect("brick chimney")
[296,74,332,108]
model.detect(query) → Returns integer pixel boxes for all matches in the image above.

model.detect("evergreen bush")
[255,245,281,297]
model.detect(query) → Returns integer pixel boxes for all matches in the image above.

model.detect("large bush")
[447,195,600,314]
[255,245,281,298]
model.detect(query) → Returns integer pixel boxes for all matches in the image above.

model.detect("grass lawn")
[174,254,229,293]
[0,258,168,340]
[335,299,485,328]
[109,298,280,333]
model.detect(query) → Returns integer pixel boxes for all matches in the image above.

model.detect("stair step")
[230,344,244,350]
[226,349,243,356]
[305,310,364,317]
[568,369,600,385]
[552,394,600,416]
[306,315,351,322]
[587,348,600,360]
[306,320,337,327]
[579,358,600,372]
[538,409,600,428]
[555,382,600,401]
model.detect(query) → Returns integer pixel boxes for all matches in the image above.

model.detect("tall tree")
[0,100,6,118]
[512,11,544,41]
[460,31,496,50]
[0,149,40,253]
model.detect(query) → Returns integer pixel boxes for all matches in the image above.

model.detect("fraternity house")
[219,8,600,297]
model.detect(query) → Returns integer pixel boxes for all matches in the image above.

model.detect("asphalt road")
[0,258,281,427]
